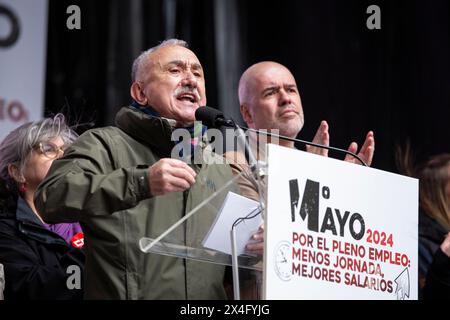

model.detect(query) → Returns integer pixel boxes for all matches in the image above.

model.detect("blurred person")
[0,114,85,300]
[396,146,450,299]
[35,39,237,299]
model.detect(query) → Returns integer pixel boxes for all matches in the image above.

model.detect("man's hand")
[148,158,196,196]
[306,120,329,157]
[307,121,375,167]
[344,131,375,166]
[246,224,264,256]
[441,232,450,258]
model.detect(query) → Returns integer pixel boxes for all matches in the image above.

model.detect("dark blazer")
[424,248,450,299]
[0,192,84,300]
[419,211,450,299]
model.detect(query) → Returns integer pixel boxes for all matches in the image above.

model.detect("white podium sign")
[263,144,418,300]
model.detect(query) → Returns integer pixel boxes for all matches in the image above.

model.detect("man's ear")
[7,164,25,184]
[240,104,253,126]
[130,82,148,106]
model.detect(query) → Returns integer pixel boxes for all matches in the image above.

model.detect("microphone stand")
[196,107,367,166]
[230,122,265,301]
[238,126,368,167]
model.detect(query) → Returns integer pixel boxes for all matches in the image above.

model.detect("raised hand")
[306,120,330,157]
[344,131,375,166]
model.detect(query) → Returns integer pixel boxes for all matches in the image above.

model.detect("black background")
[44,0,450,173]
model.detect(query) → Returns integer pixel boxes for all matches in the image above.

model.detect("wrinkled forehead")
[254,65,297,89]
[148,45,203,70]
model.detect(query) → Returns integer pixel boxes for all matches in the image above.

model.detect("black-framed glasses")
[35,142,65,159]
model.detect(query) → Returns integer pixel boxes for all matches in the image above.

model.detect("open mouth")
[176,93,197,104]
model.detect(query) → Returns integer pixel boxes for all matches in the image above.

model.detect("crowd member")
[0,114,84,300]
[35,39,238,299]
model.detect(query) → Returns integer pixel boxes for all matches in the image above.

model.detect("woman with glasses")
[0,114,85,300]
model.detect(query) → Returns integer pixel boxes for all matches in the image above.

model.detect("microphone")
[196,106,258,169]
[195,106,368,167]
[195,106,236,128]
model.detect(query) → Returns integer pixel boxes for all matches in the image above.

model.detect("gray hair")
[0,113,77,190]
[131,39,188,82]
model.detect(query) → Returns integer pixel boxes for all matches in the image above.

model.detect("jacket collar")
[115,106,176,158]
[16,196,42,226]
[15,196,68,246]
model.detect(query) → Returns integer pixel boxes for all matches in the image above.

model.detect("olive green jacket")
[35,106,237,299]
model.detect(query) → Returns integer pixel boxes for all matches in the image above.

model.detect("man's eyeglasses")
[35,142,65,159]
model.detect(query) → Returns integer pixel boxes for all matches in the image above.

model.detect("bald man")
[229,61,374,198]
[239,61,374,163]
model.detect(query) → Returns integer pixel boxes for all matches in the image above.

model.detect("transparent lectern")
[139,143,266,300]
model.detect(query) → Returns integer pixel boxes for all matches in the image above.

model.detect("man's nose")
[278,89,292,107]
[181,72,197,88]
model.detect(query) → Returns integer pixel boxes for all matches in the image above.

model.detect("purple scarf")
[43,222,84,248]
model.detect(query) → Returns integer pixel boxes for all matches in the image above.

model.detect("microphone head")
[195,106,225,128]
